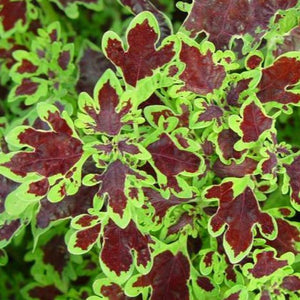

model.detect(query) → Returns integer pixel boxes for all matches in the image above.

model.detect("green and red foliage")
[0,0,300,299]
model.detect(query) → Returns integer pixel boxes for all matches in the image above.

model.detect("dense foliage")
[1,0,300,299]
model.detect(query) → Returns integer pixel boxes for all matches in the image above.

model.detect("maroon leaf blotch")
[179,42,225,95]
[240,102,272,143]
[249,251,288,278]
[133,251,190,300]
[101,220,151,275]
[105,19,175,86]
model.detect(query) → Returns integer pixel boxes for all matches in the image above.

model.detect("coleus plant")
[0,0,300,299]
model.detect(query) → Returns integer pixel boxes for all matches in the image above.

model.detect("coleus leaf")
[92,278,142,299]
[223,285,248,300]
[283,155,300,210]
[87,159,150,227]
[257,55,300,105]
[76,42,115,97]
[1,103,82,178]
[35,184,97,232]
[0,219,22,247]
[144,99,191,129]
[68,214,101,254]
[146,133,202,194]
[190,101,223,129]
[175,38,226,95]
[229,99,273,146]
[100,220,152,283]
[166,211,195,237]
[102,12,176,86]
[119,0,172,41]
[0,104,85,201]
[40,234,70,276]
[212,157,258,179]
[0,0,28,36]
[243,249,293,281]
[225,78,251,107]
[76,69,132,136]
[10,78,48,105]
[266,219,300,255]
[216,128,246,161]
[205,181,277,263]
[126,250,190,300]
[0,174,18,214]
[23,284,63,300]
[180,0,298,50]
[143,187,191,224]
[280,274,300,292]
[195,276,216,293]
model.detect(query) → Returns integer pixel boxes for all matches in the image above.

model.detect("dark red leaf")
[101,220,151,276]
[15,78,39,96]
[246,55,262,69]
[75,223,101,251]
[217,129,245,160]
[261,151,277,175]
[149,103,190,128]
[0,219,21,241]
[0,175,19,214]
[143,187,190,222]
[225,265,237,282]
[197,276,214,292]
[266,219,300,255]
[167,212,194,235]
[76,46,114,96]
[284,156,300,206]
[240,102,272,143]
[76,215,99,227]
[42,235,69,274]
[28,178,49,197]
[58,50,71,70]
[281,275,300,291]
[260,290,271,300]
[197,104,223,123]
[82,80,131,136]
[257,57,300,104]
[249,251,288,278]
[17,59,38,73]
[105,18,175,86]
[118,140,140,155]
[28,285,62,300]
[213,157,257,178]
[119,0,171,41]
[0,0,27,32]
[147,133,200,189]
[36,184,97,229]
[203,251,213,268]
[101,282,142,300]
[225,79,250,107]
[178,42,225,95]
[133,251,190,300]
[2,110,83,177]
[97,160,144,217]
[224,292,240,300]
[207,184,275,261]
[182,0,297,49]
[205,181,233,203]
